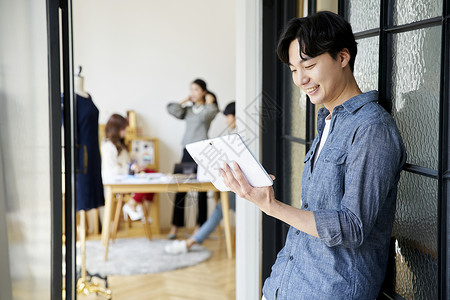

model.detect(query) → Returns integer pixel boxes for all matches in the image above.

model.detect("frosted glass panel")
[286,82,306,139]
[353,36,379,93]
[346,0,379,32]
[393,0,442,25]
[0,0,51,299]
[284,141,305,208]
[392,172,438,299]
[391,27,441,170]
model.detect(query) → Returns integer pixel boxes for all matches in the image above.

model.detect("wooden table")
[101,175,232,260]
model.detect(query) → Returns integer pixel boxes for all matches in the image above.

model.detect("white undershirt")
[313,115,332,167]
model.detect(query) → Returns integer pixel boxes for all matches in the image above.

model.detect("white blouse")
[101,140,131,180]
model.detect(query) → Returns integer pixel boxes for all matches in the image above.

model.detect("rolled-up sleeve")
[314,122,405,248]
[167,102,186,119]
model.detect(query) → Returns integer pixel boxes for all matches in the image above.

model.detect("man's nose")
[295,70,309,87]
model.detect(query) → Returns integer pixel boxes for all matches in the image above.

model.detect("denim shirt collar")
[341,90,378,114]
[317,90,379,135]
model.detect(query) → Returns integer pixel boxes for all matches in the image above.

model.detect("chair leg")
[142,201,152,240]
[112,194,123,241]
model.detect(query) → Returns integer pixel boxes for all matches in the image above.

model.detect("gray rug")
[83,238,211,276]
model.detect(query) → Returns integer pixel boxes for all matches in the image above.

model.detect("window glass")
[353,36,379,93]
[392,172,438,299]
[284,141,305,208]
[346,0,380,32]
[393,0,442,25]
[285,82,307,140]
[0,0,51,298]
[391,26,441,170]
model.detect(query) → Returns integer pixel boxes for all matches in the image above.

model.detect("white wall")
[73,0,236,229]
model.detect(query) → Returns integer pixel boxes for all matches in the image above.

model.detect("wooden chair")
[110,193,152,241]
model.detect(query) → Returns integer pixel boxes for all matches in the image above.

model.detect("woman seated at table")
[101,113,154,221]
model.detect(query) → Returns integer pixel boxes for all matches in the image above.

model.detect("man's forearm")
[267,200,319,238]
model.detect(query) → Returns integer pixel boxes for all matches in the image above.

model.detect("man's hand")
[221,161,318,237]
[220,161,276,215]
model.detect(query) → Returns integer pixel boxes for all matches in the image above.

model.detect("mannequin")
[74,75,89,98]
[74,66,89,98]
[73,66,111,298]
[73,66,104,212]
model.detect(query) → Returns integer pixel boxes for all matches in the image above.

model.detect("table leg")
[101,186,113,261]
[220,191,233,259]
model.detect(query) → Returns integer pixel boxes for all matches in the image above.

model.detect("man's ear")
[339,48,351,68]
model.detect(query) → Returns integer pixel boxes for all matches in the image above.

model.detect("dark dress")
[75,94,104,211]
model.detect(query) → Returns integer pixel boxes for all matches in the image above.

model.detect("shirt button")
[289,256,294,261]
[304,203,308,209]
[296,230,300,235]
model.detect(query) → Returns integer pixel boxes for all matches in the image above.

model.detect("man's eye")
[290,69,297,73]
[305,64,315,69]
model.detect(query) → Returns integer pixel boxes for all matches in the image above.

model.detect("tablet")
[186,133,273,191]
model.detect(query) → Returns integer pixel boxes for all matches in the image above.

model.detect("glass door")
[0,0,64,299]
[0,0,76,299]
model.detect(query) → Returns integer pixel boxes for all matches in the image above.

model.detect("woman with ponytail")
[166,78,219,239]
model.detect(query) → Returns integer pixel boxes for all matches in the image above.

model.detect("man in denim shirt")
[221,11,406,300]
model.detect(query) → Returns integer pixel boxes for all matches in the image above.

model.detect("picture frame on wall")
[130,137,159,171]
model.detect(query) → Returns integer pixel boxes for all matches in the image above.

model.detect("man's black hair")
[277,11,357,71]
[223,101,235,116]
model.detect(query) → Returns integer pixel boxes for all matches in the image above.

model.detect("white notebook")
[186,133,273,191]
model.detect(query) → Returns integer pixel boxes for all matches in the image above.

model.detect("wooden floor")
[78,223,236,300]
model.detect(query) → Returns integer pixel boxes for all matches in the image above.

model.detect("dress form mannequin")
[73,66,111,298]
[74,74,89,98]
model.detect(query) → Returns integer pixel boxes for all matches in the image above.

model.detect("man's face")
[225,114,236,129]
[288,39,347,108]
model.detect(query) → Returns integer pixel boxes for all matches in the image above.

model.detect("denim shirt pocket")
[324,148,347,164]
[322,148,348,197]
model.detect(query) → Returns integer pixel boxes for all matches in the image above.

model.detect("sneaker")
[164,240,188,255]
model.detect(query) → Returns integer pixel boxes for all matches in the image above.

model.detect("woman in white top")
[101,114,153,220]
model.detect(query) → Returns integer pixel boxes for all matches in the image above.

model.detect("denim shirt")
[262,91,406,300]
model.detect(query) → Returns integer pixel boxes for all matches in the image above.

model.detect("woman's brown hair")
[105,114,128,154]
